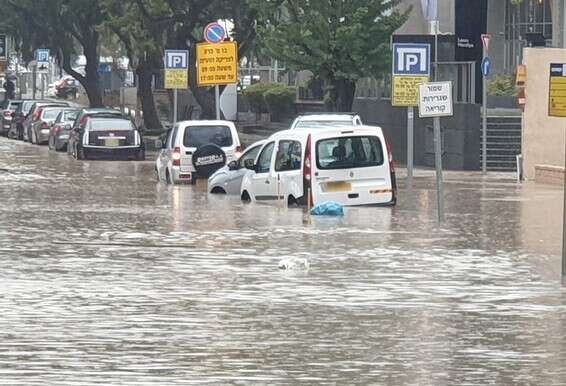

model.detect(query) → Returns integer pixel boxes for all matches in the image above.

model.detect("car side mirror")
[244,159,255,170]
[228,160,238,171]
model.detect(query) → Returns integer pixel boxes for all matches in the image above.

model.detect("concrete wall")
[522,47,566,180]
[353,98,480,170]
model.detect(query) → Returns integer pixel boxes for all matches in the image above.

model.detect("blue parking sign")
[392,43,431,76]
[35,49,50,65]
[164,50,189,70]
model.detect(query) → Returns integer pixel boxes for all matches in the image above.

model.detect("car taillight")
[54,125,61,135]
[33,108,42,121]
[235,145,242,158]
[384,135,395,173]
[79,116,88,127]
[3,111,11,117]
[40,122,48,130]
[172,147,181,166]
[304,134,312,182]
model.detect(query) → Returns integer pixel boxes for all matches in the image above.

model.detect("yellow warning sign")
[392,75,429,107]
[197,42,238,87]
[164,69,188,89]
[549,63,566,117]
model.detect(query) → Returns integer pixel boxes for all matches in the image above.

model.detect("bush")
[242,82,279,113]
[488,75,516,97]
[264,85,297,121]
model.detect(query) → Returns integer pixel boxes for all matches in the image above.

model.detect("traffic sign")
[0,35,7,61]
[418,81,453,118]
[393,43,431,76]
[197,41,238,86]
[164,50,189,70]
[481,34,491,52]
[549,63,566,117]
[35,49,50,65]
[481,57,491,78]
[204,22,226,44]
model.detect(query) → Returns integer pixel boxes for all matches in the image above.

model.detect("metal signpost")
[418,81,453,222]
[481,34,491,175]
[548,63,566,277]
[164,50,189,125]
[198,22,233,120]
[392,43,431,191]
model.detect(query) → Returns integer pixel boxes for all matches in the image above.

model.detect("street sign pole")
[215,85,221,120]
[434,20,444,222]
[407,106,414,192]
[32,64,37,100]
[563,128,566,278]
[481,35,490,175]
[173,89,178,126]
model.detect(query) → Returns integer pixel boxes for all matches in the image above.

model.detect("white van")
[156,120,242,184]
[240,126,396,206]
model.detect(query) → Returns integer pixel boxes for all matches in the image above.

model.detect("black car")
[8,99,42,140]
[0,99,22,136]
[68,116,145,161]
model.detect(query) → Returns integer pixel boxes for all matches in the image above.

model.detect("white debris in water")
[278,257,310,271]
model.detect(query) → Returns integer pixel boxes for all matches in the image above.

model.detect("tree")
[1,0,105,107]
[249,0,409,111]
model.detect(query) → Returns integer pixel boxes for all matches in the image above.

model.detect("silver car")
[208,140,266,194]
[31,106,66,145]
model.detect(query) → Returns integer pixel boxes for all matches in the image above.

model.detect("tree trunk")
[323,78,357,112]
[136,60,162,131]
[82,34,103,107]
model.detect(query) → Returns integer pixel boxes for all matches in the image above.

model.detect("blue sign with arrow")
[481,57,492,78]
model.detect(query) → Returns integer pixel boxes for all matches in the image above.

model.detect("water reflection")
[0,138,565,385]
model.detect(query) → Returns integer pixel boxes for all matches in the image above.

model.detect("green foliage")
[488,75,517,97]
[243,82,280,113]
[264,85,297,120]
[248,0,409,110]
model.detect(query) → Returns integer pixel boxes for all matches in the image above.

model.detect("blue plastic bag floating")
[310,201,344,216]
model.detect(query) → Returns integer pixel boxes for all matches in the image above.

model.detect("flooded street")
[1,136,566,385]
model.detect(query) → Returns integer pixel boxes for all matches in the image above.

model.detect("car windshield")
[9,102,21,111]
[63,111,78,121]
[42,109,62,120]
[184,125,233,148]
[294,120,354,129]
[316,136,384,170]
[89,119,134,131]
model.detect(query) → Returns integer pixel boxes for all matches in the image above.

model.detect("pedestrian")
[3,78,15,100]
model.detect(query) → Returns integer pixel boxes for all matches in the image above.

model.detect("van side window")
[256,142,275,173]
[275,140,302,172]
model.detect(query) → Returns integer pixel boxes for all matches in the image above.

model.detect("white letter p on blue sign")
[392,44,431,76]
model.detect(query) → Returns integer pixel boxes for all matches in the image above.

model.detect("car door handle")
[265,180,270,184]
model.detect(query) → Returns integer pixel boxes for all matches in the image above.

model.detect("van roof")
[178,120,236,127]
[268,125,384,142]
[296,114,357,122]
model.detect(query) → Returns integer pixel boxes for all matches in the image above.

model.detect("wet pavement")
[1,137,565,385]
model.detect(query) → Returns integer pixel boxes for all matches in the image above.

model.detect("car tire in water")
[136,148,146,161]
[76,146,87,160]
[165,169,172,185]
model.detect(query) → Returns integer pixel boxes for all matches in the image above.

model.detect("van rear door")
[312,131,393,206]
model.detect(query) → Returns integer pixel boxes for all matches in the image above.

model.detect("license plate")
[105,138,120,147]
[325,182,352,192]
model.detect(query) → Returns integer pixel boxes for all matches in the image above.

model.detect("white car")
[240,125,396,207]
[156,120,242,185]
[208,140,266,194]
[290,113,363,129]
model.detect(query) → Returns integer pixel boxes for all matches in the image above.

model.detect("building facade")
[398,0,565,75]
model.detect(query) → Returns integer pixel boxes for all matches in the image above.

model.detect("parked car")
[208,140,266,194]
[56,78,79,99]
[48,108,80,152]
[290,113,363,129]
[67,117,145,160]
[30,106,68,145]
[0,99,22,136]
[8,99,41,140]
[156,120,242,185]
[24,101,70,143]
[240,126,396,207]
